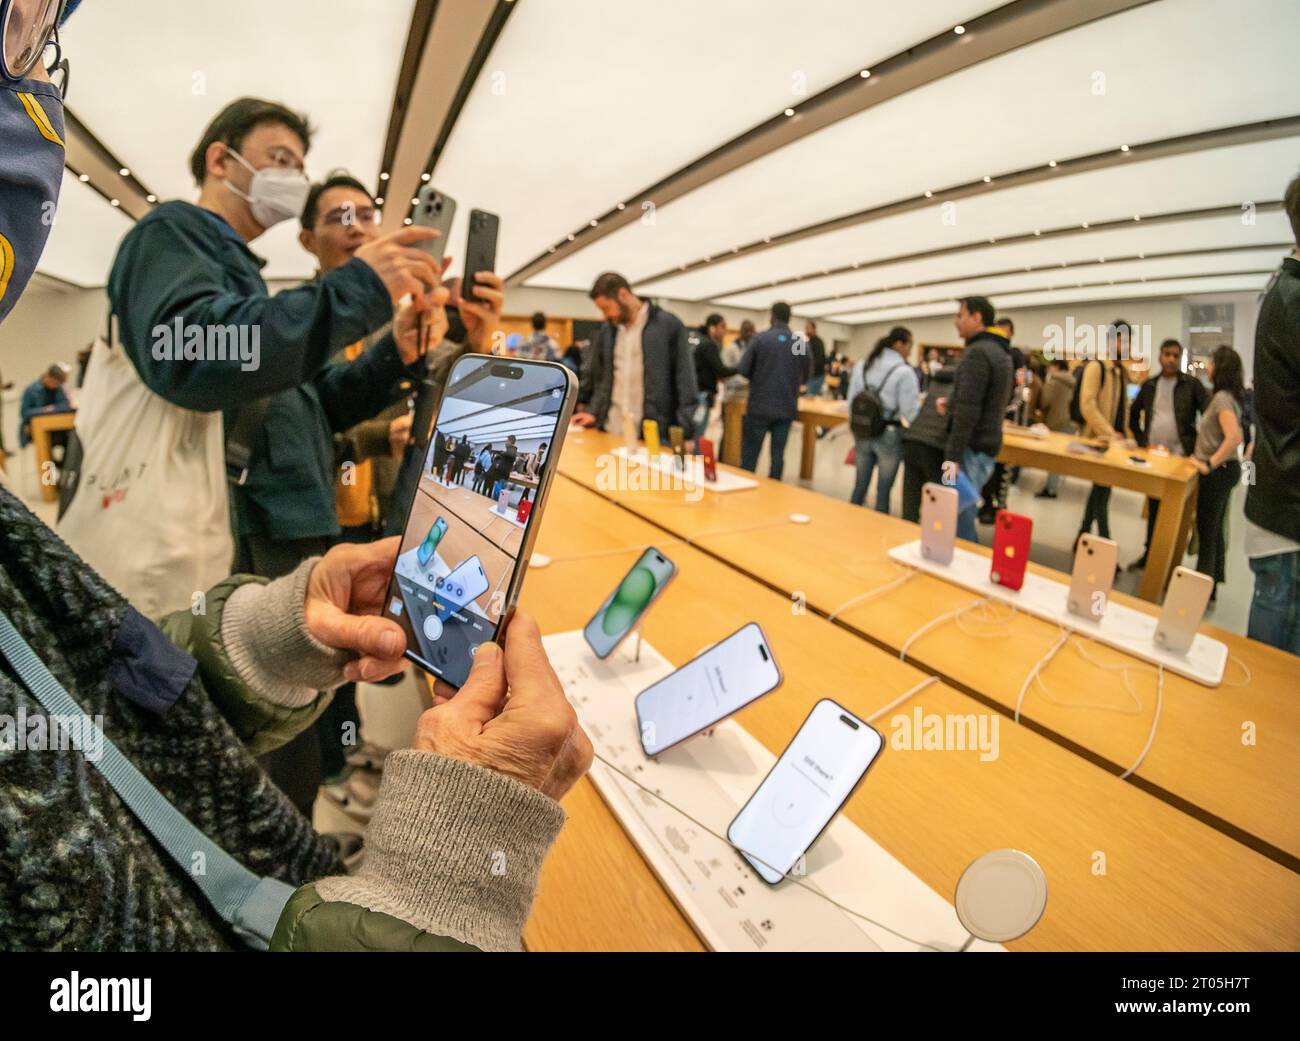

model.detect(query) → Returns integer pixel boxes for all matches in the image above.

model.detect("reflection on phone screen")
[384,356,567,687]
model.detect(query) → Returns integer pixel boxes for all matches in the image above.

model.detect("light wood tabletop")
[997,426,1201,602]
[517,476,1300,950]
[554,429,1300,869]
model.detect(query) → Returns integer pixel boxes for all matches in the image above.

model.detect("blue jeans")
[740,414,793,480]
[850,425,903,512]
[1248,551,1300,656]
[956,449,996,544]
[693,391,711,439]
[805,375,825,397]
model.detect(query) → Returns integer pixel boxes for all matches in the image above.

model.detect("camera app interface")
[728,700,882,884]
[386,356,566,687]
[635,623,780,756]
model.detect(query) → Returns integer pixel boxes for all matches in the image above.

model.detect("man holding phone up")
[58,98,476,614]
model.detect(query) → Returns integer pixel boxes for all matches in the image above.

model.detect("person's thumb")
[442,641,506,726]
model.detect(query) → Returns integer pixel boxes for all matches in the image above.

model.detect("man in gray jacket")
[572,272,698,442]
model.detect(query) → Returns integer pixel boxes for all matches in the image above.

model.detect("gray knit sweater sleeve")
[220,558,351,707]
[313,751,566,952]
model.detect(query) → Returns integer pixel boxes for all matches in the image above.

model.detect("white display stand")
[611,445,758,494]
[545,630,1003,952]
[887,541,1226,686]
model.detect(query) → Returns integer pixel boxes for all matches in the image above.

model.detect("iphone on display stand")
[727,699,883,885]
[990,509,1032,591]
[582,547,677,661]
[919,482,958,565]
[1068,533,1118,621]
[1154,565,1213,654]
[699,438,718,482]
[668,425,686,469]
[384,354,578,689]
[642,419,662,457]
[635,623,781,757]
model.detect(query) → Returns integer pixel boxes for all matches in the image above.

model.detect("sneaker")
[1033,489,1057,499]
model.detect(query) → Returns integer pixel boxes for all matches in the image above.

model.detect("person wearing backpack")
[847,326,918,512]
[1073,320,1133,541]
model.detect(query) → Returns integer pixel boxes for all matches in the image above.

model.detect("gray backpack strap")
[0,608,295,949]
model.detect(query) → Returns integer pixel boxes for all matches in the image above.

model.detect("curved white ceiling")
[718,211,1292,311]
[39,172,135,288]
[53,0,414,283]
[430,0,1001,282]
[533,0,1300,294]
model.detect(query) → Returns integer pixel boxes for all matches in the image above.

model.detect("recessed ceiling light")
[1082,222,1089,229]
[146,194,157,203]
[375,196,384,205]
[567,233,575,241]
[110,198,120,207]
[784,108,795,117]
[421,173,430,182]
[78,173,89,182]
[1048,160,1057,168]
[1120,144,1130,152]
[380,172,390,181]
[982,175,991,183]
[403,217,411,225]
[859,69,871,78]
[954,25,966,35]
[617,202,626,210]
[1138,252,1145,259]
[924,190,933,198]
[989,238,996,243]
[589,219,598,227]
[1033,229,1041,236]
[549,247,556,253]
[1133,215,1141,221]
[763,236,771,243]
[119,167,130,177]
[1098,257,1105,263]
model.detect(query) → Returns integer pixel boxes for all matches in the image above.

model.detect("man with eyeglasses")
[55,96,493,616]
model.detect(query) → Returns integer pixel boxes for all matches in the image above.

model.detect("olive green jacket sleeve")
[156,561,346,756]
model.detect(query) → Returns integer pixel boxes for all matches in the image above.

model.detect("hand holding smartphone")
[384,354,577,688]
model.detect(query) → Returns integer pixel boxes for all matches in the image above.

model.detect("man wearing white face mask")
[58,97,465,617]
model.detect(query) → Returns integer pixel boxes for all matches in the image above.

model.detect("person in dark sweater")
[901,362,956,522]
[938,297,1013,543]
[1244,172,1300,654]
[573,272,698,442]
[803,320,827,396]
[738,302,812,479]
[690,312,737,437]
[1126,337,1208,571]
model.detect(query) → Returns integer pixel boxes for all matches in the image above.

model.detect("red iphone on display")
[700,438,718,482]
[990,510,1032,591]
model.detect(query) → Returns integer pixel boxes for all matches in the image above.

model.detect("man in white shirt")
[573,272,698,443]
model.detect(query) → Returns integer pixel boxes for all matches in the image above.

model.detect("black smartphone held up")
[384,354,578,688]
[462,208,499,303]
[411,185,456,265]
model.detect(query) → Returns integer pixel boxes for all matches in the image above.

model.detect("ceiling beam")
[63,108,158,221]
[667,117,1300,302]
[506,0,1158,286]
[378,0,510,234]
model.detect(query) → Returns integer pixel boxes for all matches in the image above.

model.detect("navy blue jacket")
[107,201,408,540]
[737,322,811,421]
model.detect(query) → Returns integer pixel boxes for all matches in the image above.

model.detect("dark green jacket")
[106,200,407,540]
